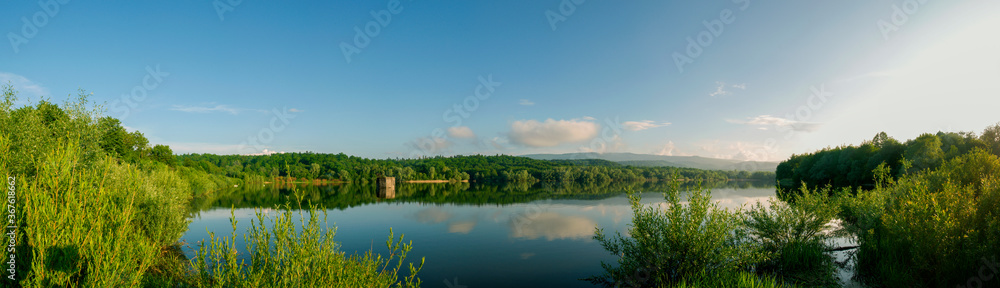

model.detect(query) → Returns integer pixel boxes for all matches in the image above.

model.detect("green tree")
[981,122,1000,157]
[150,144,174,164]
[904,133,944,173]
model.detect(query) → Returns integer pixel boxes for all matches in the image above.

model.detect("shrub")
[844,150,1000,287]
[743,187,838,281]
[586,181,766,287]
[192,203,423,288]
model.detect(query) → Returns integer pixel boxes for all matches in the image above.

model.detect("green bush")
[586,181,767,287]
[192,203,423,288]
[14,139,161,287]
[743,187,839,285]
[842,150,1000,287]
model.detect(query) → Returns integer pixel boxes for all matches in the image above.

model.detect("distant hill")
[520,152,778,172]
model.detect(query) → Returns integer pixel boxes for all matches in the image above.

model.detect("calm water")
[181,181,776,288]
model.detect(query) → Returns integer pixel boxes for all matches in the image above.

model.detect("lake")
[181,181,778,288]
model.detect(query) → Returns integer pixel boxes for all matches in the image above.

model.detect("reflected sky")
[182,184,777,288]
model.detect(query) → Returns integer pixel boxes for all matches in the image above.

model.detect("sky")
[2,0,998,160]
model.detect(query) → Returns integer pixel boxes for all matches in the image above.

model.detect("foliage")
[0,86,423,287]
[192,203,423,288]
[743,187,839,286]
[776,127,997,193]
[586,181,767,287]
[177,152,775,185]
[839,149,1000,287]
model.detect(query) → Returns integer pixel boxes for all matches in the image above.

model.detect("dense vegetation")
[593,125,1000,287]
[776,127,1000,192]
[0,86,421,287]
[177,152,774,184]
[587,181,840,287]
[838,151,1000,287]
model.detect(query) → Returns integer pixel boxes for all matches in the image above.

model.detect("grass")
[191,203,423,288]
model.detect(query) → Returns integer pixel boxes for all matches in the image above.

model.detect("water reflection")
[509,212,598,241]
[188,180,776,215]
[183,180,777,288]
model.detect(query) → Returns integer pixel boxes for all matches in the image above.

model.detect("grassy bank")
[0,86,422,287]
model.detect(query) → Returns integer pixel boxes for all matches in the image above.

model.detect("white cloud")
[582,116,596,121]
[622,120,671,131]
[447,126,476,139]
[727,115,820,132]
[695,140,780,162]
[508,118,599,147]
[579,134,625,153]
[0,72,49,97]
[655,141,676,156]
[490,137,510,150]
[709,81,746,97]
[518,99,535,106]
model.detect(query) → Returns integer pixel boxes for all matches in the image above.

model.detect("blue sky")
[3,0,998,160]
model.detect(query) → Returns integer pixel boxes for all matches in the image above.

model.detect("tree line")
[176,152,776,184]
[776,124,1000,192]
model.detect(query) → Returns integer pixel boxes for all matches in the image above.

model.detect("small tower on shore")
[376,176,395,199]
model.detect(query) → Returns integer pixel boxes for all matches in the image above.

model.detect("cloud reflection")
[413,207,451,224]
[509,212,597,241]
[448,220,477,234]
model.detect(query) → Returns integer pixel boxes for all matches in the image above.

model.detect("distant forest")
[19,88,775,186]
[776,124,1000,192]
[176,152,776,184]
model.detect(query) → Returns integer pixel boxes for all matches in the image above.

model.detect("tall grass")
[192,203,423,288]
[15,138,162,286]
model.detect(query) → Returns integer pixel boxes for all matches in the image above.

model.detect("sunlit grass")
[192,202,423,288]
